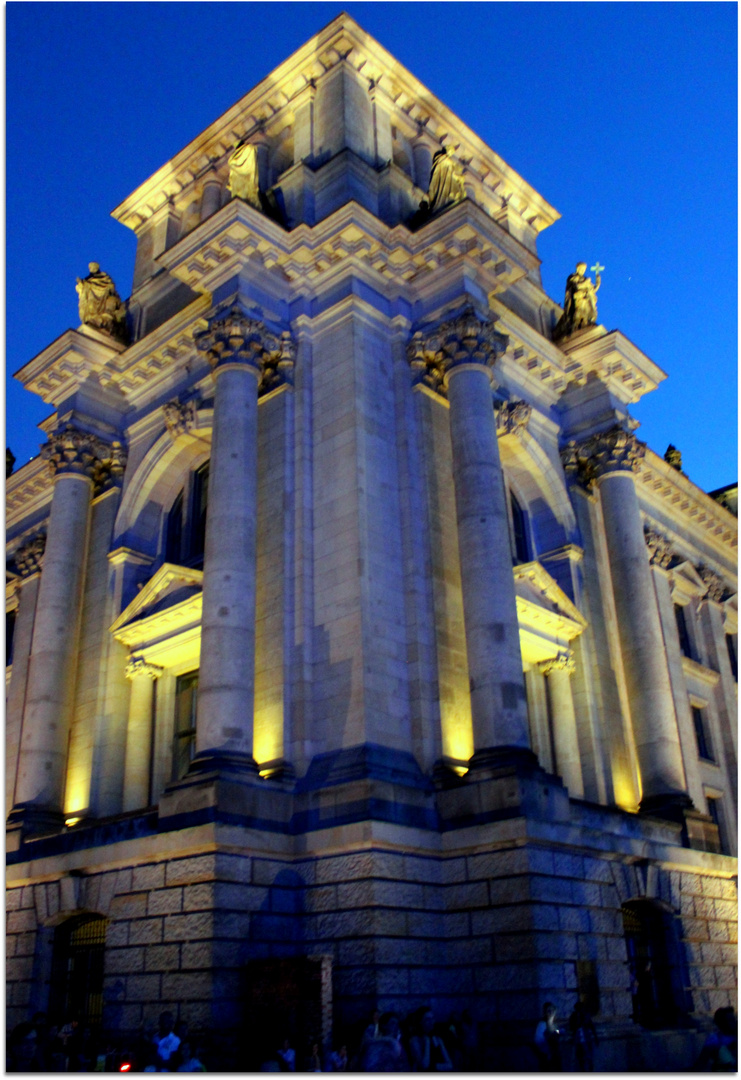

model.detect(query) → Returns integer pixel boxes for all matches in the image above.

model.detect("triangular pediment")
[110,563,203,636]
[671,560,708,604]
[514,561,587,628]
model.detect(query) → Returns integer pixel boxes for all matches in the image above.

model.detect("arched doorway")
[49,914,107,1026]
[622,900,688,1028]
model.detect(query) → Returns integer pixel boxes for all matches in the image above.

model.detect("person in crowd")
[176,1040,207,1071]
[277,1036,296,1070]
[568,1001,598,1071]
[408,1008,453,1071]
[306,1039,323,1072]
[325,1040,348,1071]
[362,1012,408,1072]
[154,1011,181,1068]
[534,1002,562,1071]
[694,1007,738,1071]
[459,1010,479,1070]
[7,1021,44,1072]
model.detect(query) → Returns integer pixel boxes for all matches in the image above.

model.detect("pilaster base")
[639,792,718,851]
[6,803,66,847]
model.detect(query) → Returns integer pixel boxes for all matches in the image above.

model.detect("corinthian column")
[9,427,126,832]
[123,656,162,811]
[192,307,294,772]
[408,309,530,762]
[539,651,584,798]
[567,427,689,811]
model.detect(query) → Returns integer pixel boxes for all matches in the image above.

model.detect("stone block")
[373,908,410,936]
[714,899,736,921]
[215,853,253,884]
[126,974,162,1001]
[148,888,183,916]
[182,883,215,911]
[7,908,37,934]
[132,863,166,891]
[128,918,164,946]
[588,908,621,934]
[305,885,338,912]
[445,881,489,910]
[488,876,530,906]
[471,905,531,935]
[338,938,375,966]
[403,854,441,884]
[317,909,374,939]
[106,921,129,948]
[467,848,529,880]
[708,921,731,943]
[334,966,377,997]
[163,912,214,942]
[146,944,181,972]
[531,905,560,932]
[105,947,145,974]
[162,971,213,1000]
[165,855,216,886]
[337,879,374,908]
[570,880,602,907]
[110,893,148,920]
[583,858,613,883]
[530,877,572,904]
[444,935,492,966]
[553,853,584,879]
[217,912,253,939]
[315,852,374,884]
[693,896,716,920]
[6,955,34,982]
[558,906,590,933]
[527,849,555,875]
[495,933,537,963]
[6,889,23,911]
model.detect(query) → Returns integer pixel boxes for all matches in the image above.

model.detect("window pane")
[190,463,209,563]
[174,670,199,779]
[510,491,529,565]
[674,604,693,658]
[166,490,184,563]
[726,634,738,681]
[6,608,16,666]
[692,707,713,761]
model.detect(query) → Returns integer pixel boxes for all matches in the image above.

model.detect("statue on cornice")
[664,444,683,472]
[424,146,467,215]
[76,262,128,344]
[227,142,260,209]
[553,262,601,340]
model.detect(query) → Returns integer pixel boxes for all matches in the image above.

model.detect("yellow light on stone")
[253,701,284,767]
[65,817,82,828]
[440,701,474,765]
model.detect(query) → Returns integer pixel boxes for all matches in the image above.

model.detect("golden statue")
[424,147,466,214]
[227,142,260,208]
[76,263,128,344]
[554,262,602,340]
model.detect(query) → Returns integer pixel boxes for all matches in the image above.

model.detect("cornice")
[13,326,127,406]
[110,15,559,237]
[555,325,666,404]
[637,449,737,555]
[6,457,53,530]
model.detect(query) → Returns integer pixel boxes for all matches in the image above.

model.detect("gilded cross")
[591,262,605,277]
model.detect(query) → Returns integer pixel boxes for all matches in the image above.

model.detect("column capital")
[644,528,675,569]
[406,307,508,398]
[495,399,532,438]
[561,425,645,488]
[41,424,127,493]
[539,651,575,677]
[699,565,726,604]
[125,656,164,681]
[13,533,47,578]
[195,305,295,394]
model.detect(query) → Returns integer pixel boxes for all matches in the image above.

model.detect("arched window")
[622,900,689,1027]
[510,491,530,565]
[49,914,107,1026]
[164,461,209,568]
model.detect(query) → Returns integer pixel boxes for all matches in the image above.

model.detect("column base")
[639,792,719,851]
[467,745,540,776]
[158,751,289,832]
[6,803,65,846]
[187,749,260,777]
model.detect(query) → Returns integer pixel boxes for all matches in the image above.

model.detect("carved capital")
[496,399,532,438]
[644,528,674,569]
[194,307,295,395]
[406,307,508,398]
[14,534,46,578]
[125,656,163,681]
[41,424,127,494]
[163,398,198,441]
[698,565,726,604]
[561,426,645,490]
[539,651,575,677]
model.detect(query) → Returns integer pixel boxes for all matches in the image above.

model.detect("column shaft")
[14,475,92,815]
[598,471,687,801]
[5,575,41,818]
[545,663,584,798]
[123,665,159,811]
[447,366,529,751]
[196,364,260,762]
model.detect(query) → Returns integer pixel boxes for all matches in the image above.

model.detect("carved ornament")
[539,651,575,677]
[698,566,726,604]
[125,656,164,681]
[41,424,128,494]
[644,529,674,569]
[495,399,532,438]
[163,399,198,441]
[561,426,645,490]
[406,307,508,398]
[14,534,46,578]
[194,307,295,395]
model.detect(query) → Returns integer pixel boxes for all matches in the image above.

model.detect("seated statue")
[227,142,260,208]
[554,262,601,340]
[424,146,467,215]
[75,263,128,344]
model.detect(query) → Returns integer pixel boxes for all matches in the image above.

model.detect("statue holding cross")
[554,261,603,340]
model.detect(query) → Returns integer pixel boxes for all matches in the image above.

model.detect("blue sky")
[6,2,737,492]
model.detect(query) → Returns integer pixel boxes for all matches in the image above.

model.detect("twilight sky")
[6,2,737,493]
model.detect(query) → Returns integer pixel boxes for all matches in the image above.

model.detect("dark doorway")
[49,915,107,1026]
[622,901,688,1028]
[244,956,332,1069]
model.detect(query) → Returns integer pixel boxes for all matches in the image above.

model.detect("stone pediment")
[514,560,587,664]
[670,560,711,605]
[110,563,203,648]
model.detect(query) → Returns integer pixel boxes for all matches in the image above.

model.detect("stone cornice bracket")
[561,426,646,491]
[13,533,46,578]
[163,397,199,441]
[125,655,164,681]
[495,399,532,438]
[698,565,726,604]
[406,307,508,399]
[538,650,575,677]
[644,528,675,569]
[194,306,295,395]
[41,424,128,494]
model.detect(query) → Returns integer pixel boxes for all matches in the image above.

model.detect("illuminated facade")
[6,16,737,1070]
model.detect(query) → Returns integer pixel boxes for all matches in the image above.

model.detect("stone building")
[6,14,737,1071]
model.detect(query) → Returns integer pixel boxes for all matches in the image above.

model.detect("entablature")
[13,326,127,406]
[6,457,53,531]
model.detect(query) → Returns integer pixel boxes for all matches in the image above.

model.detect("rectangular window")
[165,490,184,564]
[692,706,714,762]
[189,462,209,565]
[706,796,727,854]
[725,634,737,681]
[674,604,693,659]
[510,491,529,565]
[6,609,16,666]
[173,670,198,780]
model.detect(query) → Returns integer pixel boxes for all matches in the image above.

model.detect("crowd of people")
[7,1001,737,1072]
